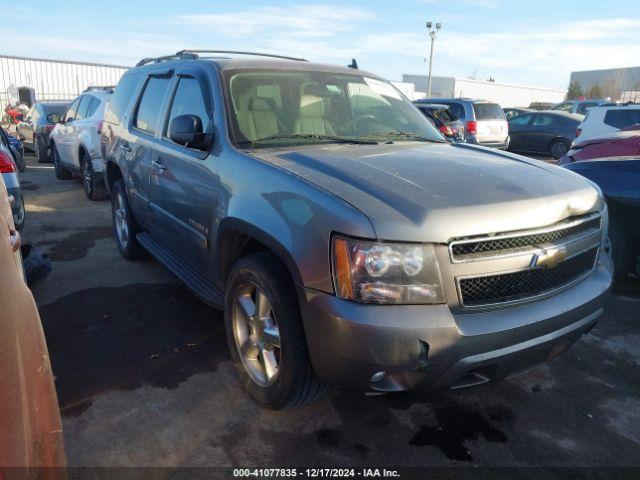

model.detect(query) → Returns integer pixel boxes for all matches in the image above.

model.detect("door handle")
[151,159,167,172]
[121,144,132,153]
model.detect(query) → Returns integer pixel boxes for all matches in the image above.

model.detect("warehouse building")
[400,74,566,107]
[569,66,640,101]
[1,54,128,107]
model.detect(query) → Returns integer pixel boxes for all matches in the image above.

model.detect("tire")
[52,144,71,180]
[608,216,633,281]
[13,194,25,231]
[111,180,143,259]
[35,140,50,163]
[225,252,327,409]
[82,155,107,201]
[549,139,569,159]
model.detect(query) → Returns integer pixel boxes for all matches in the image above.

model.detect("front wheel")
[52,144,71,180]
[35,140,49,163]
[549,139,569,159]
[225,253,326,409]
[13,194,25,230]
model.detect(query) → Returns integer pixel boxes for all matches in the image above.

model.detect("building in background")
[400,74,566,107]
[570,66,640,100]
[1,55,128,107]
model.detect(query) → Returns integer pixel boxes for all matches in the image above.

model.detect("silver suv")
[103,51,611,409]
[419,98,509,149]
[50,87,113,200]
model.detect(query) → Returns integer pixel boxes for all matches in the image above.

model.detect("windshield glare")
[224,70,444,147]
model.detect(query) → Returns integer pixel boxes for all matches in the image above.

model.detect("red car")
[558,125,640,165]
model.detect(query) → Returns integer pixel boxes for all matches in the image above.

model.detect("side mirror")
[47,113,62,124]
[169,114,208,149]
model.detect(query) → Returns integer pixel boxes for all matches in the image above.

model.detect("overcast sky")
[2,0,639,90]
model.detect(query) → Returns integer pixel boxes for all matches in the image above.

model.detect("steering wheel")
[344,114,377,134]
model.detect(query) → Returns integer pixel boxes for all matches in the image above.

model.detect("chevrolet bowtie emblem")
[530,245,568,269]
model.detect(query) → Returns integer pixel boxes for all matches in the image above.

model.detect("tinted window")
[509,114,532,126]
[135,77,172,134]
[440,102,464,119]
[76,96,91,120]
[64,97,82,122]
[473,103,505,120]
[577,102,598,115]
[603,109,640,129]
[41,103,69,116]
[166,77,211,136]
[553,102,573,112]
[532,115,557,127]
[106,73,142,124]
[84,96,100,118]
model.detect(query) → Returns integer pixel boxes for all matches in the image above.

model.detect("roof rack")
[135,50,307,67]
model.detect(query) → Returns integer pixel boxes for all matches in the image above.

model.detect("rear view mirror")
[169,114,208,149]
[47,113,62,124]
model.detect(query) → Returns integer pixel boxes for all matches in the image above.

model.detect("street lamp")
[426,21,442,98]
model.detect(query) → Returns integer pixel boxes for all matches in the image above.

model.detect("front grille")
[458,247,598,307]
[451,216,600,260]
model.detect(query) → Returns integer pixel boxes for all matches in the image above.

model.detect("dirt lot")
[18,152,640,470]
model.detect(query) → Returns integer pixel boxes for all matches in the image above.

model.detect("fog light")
[370,371,386,383]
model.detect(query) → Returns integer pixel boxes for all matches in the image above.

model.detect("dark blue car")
[0,126,25,172]
[508,111,583,159]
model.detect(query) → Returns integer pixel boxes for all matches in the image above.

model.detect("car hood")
[250,142,602,242]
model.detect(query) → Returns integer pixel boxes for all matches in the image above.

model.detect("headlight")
[331,235,445,304]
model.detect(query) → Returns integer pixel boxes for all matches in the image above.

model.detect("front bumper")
[298,260,612,392]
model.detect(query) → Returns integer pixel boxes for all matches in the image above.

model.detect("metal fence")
[1,54,129,107]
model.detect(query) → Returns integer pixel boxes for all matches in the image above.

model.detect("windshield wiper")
[356,131,446,143]
[238,133,379,147]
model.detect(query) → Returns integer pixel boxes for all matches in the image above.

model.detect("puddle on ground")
[38,225,113,261]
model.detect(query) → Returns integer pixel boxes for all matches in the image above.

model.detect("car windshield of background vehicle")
[473,103,505,120]
[224,70,445,147]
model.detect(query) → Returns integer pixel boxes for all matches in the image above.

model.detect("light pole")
[426,21,442,98]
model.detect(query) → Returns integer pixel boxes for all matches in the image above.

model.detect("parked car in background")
[17,101,70,163]
[508,111,583,159]
[563,156,640,279]
[1,125,25,172]
[50,87,113,200]
[418,98,509,149]
[529,102,555,111]
[552,99,610,115]
[503,107,533,121]
[103,51,610,409]
[573,104,640,144]
[0,139,24,229]
[413,102,465,142]
[559,127,640,165]
[0,175,66,470]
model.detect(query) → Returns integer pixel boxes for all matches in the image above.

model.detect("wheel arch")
[105,160,123,193]
[215,217,304,289]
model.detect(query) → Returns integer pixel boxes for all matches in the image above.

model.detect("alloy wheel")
[114,192,129,249]
[232,281,281,386]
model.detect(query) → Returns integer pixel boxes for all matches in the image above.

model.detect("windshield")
[223,69,444,147]
[42,104,69,115]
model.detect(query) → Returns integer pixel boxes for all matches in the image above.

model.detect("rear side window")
[64,97,82,122]
[531,115,557,127]
[134,77,172,134]
[603,109,640,129]
[85,97,101,118]
[166,77,211,136]
[106,73,142,125]
[473,103,505,120]
[441,102,464,119]
[508,114,532,126]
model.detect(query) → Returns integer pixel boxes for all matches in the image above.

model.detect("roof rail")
[135,52,198,67]
[177,50,308,62]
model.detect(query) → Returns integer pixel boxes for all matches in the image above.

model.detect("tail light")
[576,128,582,138]
[439,124,453,136]
[44,124,56,134]
[466,121,477,135]
[0,150,16,173]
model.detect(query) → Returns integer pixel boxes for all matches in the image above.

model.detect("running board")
[136,232,224,308]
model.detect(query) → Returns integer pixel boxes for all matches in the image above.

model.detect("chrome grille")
[451,216,601,261]
[458,247,598,307]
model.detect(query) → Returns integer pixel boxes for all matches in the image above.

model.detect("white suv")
[573,105,640,145]
[50,87,113,200]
